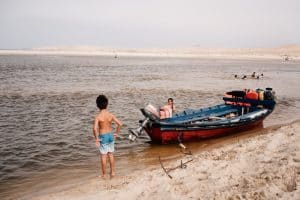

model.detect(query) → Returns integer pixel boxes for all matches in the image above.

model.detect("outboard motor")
[264,88,275,100]
[128,118,149,141]
[128,104,160,141]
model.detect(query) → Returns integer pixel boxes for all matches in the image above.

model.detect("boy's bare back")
[93,94,122,145]
[96,110,114,134]
[94,109,122,136]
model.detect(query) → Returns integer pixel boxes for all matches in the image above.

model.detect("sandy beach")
[1,45,300,60]
[27,120,299,200]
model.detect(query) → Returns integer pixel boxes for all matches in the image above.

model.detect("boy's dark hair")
[96,95,108,109]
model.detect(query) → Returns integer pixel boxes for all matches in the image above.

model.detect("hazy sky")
[0,0,299,49]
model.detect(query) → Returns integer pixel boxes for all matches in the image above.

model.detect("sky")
[0,0,299,49]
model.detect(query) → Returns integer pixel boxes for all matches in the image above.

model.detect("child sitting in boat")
[160,98,176,119]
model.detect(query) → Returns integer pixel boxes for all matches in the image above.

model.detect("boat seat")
[183,109,195,115]
[239,109,268,120]
[188,108,238,121]
[164,108,238,125]
[175,104,228,118]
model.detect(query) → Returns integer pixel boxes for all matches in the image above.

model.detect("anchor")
[159,156,193,179]
[159,142,193,179]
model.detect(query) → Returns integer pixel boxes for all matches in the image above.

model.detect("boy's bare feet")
[110,173,115,179]
[99,174,107,180]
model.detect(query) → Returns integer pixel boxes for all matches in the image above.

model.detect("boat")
[129,88,276,144]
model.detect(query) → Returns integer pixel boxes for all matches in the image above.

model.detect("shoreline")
[0,46,300,60]
[9,120,299,200]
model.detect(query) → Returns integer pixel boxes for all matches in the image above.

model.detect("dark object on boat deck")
[130,88,276,144]
[264,88,275,100]
[226,90,246,98]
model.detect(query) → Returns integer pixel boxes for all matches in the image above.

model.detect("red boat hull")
[144,119,264,144]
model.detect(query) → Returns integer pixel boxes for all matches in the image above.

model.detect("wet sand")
[13,120,299,200]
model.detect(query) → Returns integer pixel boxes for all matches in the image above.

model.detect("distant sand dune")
[1,45,300,60]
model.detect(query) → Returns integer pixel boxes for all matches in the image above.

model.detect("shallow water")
[0,55,300,198]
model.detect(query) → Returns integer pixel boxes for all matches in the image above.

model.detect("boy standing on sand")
[93,95,122,179]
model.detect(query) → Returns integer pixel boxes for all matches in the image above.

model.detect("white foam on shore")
[28,121,300,200]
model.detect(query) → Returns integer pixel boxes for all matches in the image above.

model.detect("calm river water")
[0,55,299,199]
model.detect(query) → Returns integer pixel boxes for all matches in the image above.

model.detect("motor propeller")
[128,118,149,141]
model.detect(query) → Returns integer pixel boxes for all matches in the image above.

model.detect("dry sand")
[1,45,300,60]
[30,120,300,200]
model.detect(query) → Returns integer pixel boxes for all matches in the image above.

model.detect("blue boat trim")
[140,99,275,130]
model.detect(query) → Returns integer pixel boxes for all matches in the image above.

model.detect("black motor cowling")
[264,88,275,100]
